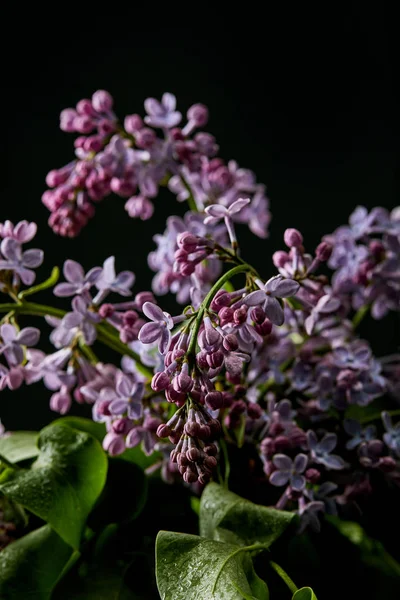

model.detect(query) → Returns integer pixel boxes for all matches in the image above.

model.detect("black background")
[1,8,398,426]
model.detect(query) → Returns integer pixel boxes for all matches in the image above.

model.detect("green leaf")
[292,587,318,600]
[88,458,147,529]
[0,525,74,599]
[327,516,400,577]
[0,431,39,463]
[156,531,268,600]
[200,482,294,547]
[0,423,108,549]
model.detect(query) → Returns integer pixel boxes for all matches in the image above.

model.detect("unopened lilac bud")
[272,250,289,268]
[50,391,71,415]
[196,351,209,369]
[247,403,262,419]
[305,468,321,483]
[209,420,221,437]
[125,196,154,220]
[177,232,199,253]
[218,307,234,326]
[315,241,332,262]
[180,262,196,276]
[260,438,275,457]
[223,333,239,352]
[284,228,303,248]
[76,99,95,116]
[103,432,125,456]
[204,455,217,470]
[135,291,155,311]
[378,456,397,472]
[187,447,202,462]
[112,418,129,434]
[204,444,218,456]
[136,127,157,149]
[233,305,247,325]
[123,310,139,327]
[206,350,224,369]
[231,400,246,414]
[60,108,77,132]
[151,371,170,391]
[183,470,198,484]
[157,424,171,438]
[187,104,209,127]
[210,291,230,310]
[165,386,187,406]
[250,306,266,324]
[369,240,385,258]
[124,114,143,134]
[198,424,212,440]
[205,391,223,410]
[92,90,113,112]
[173,372,193,393]
[274,435,291,452]
[185,421,201,437]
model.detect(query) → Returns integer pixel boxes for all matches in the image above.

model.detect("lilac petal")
[264,296,284,326]
[305,313,316,336]
[139,322,162,344]
[272,278,300,298]
[382,411,393,432]
[18,268,36,286]
[22,249,44,268]
[203,216,221,226]
[72,295,87,314]
[109,398,128,415]
[116,374,133,398]
[224,354,244,376]
[264,275,283,294]
[103,433,125,456]
[307,430,318,451]
[15,221,37,243]
[82,323,97,345]
[228,198,251,215]
[8,367,24,389]
[1,238,21,262]
[144,98,163,117]
[5,345,24,366]
[86,266,102,284]
[114,271,135,290]
[54,282,79,297]
[126,428,142,448]
[142,431,154,456]
[0,323,17,343]
[127,401,143,420]
[142,302,165,322]
[291,474,306,491]
[244,290,266,306]
[294,453,308,473]
[319,433,337,454]
[80,386,99,402]
[204,204,228,218]
[270,470,291,487]
[162,92,176,112]
[318,482,338,496]
[272,454,292,470]
[322,454,346,470]
[159,328,171,355]
[64,259,84,283]
[318,296,341,313]
[102,256,116,283]
[17,327,40,346]
[162,112,182,128]
[63,312,83,329]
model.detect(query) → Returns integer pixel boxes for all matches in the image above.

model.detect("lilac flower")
[95,256,135,299]
[61,296,100,345]
[0,324,40,366]
[108,372,144,420]
[305,294,341,335]
[0,220,37,243]
[25,348,75,390]
[144,93,182,129]
[0,238,43,285]
[343,419,377,450]
[204,198,251,245]
[298,499,325,533]
[270,453,308,490]
[307,431,346,470]
[244,276,300,325]
[0,364,25,390]
[138,302,174,354]
[382,411,400,456]
[332,344,372,370]
[54,259,102,297]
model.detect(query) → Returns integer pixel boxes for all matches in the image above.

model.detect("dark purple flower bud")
[198,424,212,440]
[151,371,170,391]
[187,104,209,127]
[222,392,234,408]
[305,468,321,483]
[231,400,247,415]
[272,250,289,268]
[209,420,221,437]
[223,333,239,352]
[247,403,262,419]
[378,456,397,472]
[369,239,385,258]
[123,311,139,327]
[233,305,248,325]
[260,438,275,457]
[210,291,231,310]
[135,291,155,311]
[172,372,193,393]
[98,303,115,319]
[206,350,224,369]
[204,444,218,456]
[124,114,143,134]
[218,307,234,326]
[177,232,200,253]
[274,435,291,452]
[136,128,157,149]
[183,469,198,484]
[269,422,285,437]
[205,391,223,410]
[255,319,273,336]
[196,351,209,369]
[92,90,113,112]
[204,455,217,470]
[187,447,202,462]
[284,228,303,248]
[112,418,129,434]
[185,421,201,437]
[165,386,187,406]
[250,306,266,324]
[315,241,333,262]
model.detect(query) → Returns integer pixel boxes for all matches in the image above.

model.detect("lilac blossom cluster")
[42,91,271,240]
[1,91,400,531]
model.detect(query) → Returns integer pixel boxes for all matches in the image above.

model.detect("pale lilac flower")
[270,453,308,490]
[204,198,251,246]
[298,499,325,533]
[0,238,43,285]
[0,364,25,390]
[244,275,300,326]
[0,220,37,243]
[25,348,74,390]
[108,372,144,420]
[54,259,102,297]
[307,431,346,470]
[61,296,100,345]
[382,411,400,456]
[343,419,377,450]
[139,302,174,354]
[0,324,40,366]
[144,93,182,129]
[305,294,341,335]
[95,256,135,299]
[103,431,126,456]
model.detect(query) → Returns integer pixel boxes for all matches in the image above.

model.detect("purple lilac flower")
[54,259,102,297]
[144,93,182,129]
[298,498,325,533]
[269,453,308,490]
[204,198,251,246]
[138,302,174,355]
[0,220,37,243]
[244,276,300,325]
[61,296,100,345]
[307,431,346,470]
[382,411,400,456]
[0,238,43,286]
[343,419,377,450]
[0,324,40,366]
[108,372,144,420]
[95,256,135,299]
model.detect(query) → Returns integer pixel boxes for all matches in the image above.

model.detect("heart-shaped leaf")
[200,482,294,547]
[0,423,108,549]
[292,587,318,600]
[0,525,75,600]
[156,531,269,600]
[0,431,39,463]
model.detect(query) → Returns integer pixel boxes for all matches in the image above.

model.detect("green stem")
[360,408,400,425]
[269,560,298,594]
[187,264,252,356]
[0,301,152,378]
[352,304,370,328]
[18,267,60,299]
